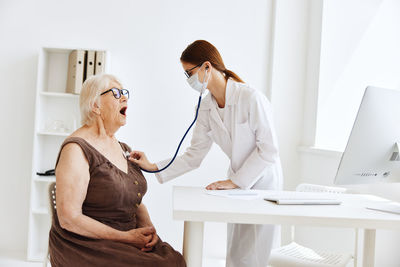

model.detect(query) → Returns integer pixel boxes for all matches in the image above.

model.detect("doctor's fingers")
[129,151,145,160]
[206,182,219,190]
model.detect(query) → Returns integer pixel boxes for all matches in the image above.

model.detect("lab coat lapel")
[208,80,235,151]
[209,103,231,144]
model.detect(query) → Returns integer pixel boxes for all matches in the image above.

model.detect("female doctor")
[129,40,283,267]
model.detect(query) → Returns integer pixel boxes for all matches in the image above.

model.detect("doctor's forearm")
[149,163,158,172]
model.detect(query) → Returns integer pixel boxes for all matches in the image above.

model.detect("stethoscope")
[128,68,208,173]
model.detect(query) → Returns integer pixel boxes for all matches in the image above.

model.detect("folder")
[95,51,106,74]
[66,50,85,94]
[86,50,95,80]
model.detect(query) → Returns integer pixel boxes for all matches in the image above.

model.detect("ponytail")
[223,69,244,83]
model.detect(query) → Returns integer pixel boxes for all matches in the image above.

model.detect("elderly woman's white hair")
[79,74,122,125]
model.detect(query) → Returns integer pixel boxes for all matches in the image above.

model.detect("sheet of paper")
[205,189,266,200]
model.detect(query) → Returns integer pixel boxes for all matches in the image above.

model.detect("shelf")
[34,176,56,183]
[28,46,108,262]
[32,207,49,215]
[37,131,70,137]
[27,252,46,262]
[40,91,79,98]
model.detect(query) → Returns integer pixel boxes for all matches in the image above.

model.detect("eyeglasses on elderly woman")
[101,88,130,99]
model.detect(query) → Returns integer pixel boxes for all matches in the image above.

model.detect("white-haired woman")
[48,74,186,267]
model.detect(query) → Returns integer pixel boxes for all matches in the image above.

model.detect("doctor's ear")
[203,61,212,70]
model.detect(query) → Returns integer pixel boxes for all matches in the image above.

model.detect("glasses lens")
[111,88,121,99]
[184,71,190,78]
[122,89,129,99]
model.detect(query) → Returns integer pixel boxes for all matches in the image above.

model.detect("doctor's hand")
[128,151,158,172]
[206,179,239,190]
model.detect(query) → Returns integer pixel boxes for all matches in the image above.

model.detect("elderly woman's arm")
[56,143,155,249]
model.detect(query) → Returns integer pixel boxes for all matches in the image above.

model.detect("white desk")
[173,186,400,267]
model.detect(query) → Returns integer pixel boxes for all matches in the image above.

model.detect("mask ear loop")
[201,66,210,94]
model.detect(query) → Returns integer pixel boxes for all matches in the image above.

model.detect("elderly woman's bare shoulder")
[58,134,91,167]
[58,141,88,165]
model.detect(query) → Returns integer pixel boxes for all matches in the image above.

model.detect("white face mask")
[187,68,209,94]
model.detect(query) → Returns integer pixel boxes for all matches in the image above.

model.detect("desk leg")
[183,221,204,267]
[362,229,376,267]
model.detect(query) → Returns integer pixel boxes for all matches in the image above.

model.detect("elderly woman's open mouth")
[120,106,127,116]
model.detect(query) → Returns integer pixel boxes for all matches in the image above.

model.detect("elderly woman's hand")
[123,227,155,249]
[206,179,239,190]
[142,232,159,252]
[129,151,158,172]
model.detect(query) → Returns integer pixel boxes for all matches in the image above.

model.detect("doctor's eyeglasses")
[184,63,202,78]
[101,88,130,99]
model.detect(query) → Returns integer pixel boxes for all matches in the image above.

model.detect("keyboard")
[263,191,342,205]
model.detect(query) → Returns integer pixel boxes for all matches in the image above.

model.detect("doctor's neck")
[208,70,227,109]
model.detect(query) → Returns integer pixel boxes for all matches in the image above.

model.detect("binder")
[95,51,106,74]
[86,50,95,80]
[66,50,85,94]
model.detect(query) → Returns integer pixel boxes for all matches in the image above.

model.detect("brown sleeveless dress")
[48,137,186,267]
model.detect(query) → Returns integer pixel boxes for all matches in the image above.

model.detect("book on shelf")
[95,51,106,74]
[66,49,85,94]
[86,50,95,79]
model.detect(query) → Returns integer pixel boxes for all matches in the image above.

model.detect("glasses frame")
[184,63,202,78]
[100,88,130,99]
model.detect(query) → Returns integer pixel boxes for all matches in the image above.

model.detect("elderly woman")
[48,74,186,267]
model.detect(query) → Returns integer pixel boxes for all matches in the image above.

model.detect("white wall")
[316,0,400,150]
[269,0,317,244]
[271,0,311,191]
[0,0,274,259]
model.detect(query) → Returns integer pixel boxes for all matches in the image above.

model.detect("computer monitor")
[334,86,400,185]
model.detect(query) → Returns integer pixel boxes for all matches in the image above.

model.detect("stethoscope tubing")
[140,93,203,173]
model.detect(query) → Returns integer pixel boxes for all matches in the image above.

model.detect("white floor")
[0,252,42,267]
[0,251,226,267]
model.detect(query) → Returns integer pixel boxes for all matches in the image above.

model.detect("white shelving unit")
[27,47,109,261]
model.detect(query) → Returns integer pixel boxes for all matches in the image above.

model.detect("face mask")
[187,68,209,94]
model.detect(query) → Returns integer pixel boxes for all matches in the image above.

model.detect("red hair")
[180,40,244,83]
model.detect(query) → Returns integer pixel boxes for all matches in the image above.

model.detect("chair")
[43,182,56,267]
[268,183,358,267]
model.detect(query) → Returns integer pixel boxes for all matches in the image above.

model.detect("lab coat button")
[137,192,141,197]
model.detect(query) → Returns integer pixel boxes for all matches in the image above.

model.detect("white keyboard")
[263,191,342,205]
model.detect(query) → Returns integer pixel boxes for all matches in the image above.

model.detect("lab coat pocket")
[206,130,215,142]
[232,121,256,170]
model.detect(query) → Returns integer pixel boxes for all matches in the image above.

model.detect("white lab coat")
[155,79,283,267]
